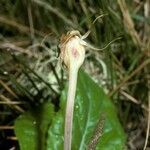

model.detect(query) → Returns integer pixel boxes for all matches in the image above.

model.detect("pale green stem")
[64,65,78,150]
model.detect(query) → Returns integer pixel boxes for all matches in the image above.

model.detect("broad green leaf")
[15,70,126,150]
[15,102,54,150]
[47,70,126,149]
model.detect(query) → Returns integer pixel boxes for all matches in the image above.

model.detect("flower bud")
[59,31,85,70]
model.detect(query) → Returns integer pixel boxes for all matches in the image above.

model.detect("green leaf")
[47,69,126,149]
[15,70,126,150]
[15,102,54,150]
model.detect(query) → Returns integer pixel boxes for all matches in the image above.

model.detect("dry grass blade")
[143,91,150,150]
[0,101,23,104]
[117,0,142,48]
[0,94,24,113]
[0,43,31,55]
[120,90,148,112]
[109,59,150,96]
[0,15,46,37]
[6,137,17,141]
[27,1,35,42]
[0,126,14,130]
[0,80,18,99]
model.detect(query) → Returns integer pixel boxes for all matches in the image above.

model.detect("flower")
[59,30,85,70]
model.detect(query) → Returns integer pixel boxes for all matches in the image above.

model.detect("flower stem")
[64,65,78,150]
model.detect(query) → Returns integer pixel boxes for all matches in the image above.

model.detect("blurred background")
[0,0,149,149]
